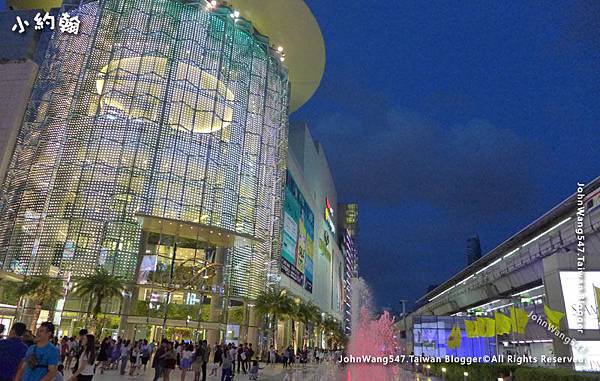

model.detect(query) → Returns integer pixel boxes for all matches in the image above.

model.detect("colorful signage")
[559,271,600,331]
[281,171,315,292]
[325,197,336,234]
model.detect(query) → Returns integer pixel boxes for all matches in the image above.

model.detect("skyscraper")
[466,234,482,265]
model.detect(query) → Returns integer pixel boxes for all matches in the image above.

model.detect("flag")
[447,324,461,349]
[476,317,486,337]
[595,285,600,323]
[483,317,496,337]
[465,320,478,338]
[544,304,565,329]
[510,306,529,334]
[495,312,512,335]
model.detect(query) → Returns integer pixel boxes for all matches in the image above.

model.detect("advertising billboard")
[559,271,600,331]
[281,171,315,292]
[571,341,600,372]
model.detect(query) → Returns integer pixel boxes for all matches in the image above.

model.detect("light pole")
[399,299,407,342]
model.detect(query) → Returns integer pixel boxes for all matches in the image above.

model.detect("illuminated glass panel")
[0,0,288,299]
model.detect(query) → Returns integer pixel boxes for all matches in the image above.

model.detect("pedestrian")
[180,343,194,381]
[55,364,64,381]
[72,329,88,373]
[141,339,151,372]
[129,341,140,376]
[65,337,76,370]
[59,337,69,364]
[248,360,262,381]
[210,344,222,376]
[152,340,168,381]
[220,355,233,381]
[22,330,34,347]
[269,346,276,367]
[0,322,28,381]
[228,344,236,373]
[69,334,96,381]
[97,337,110,374]
[191,341,204,381]
[201,341,210,381]
[163,342,177,381]
[282,347,289,369]
[120,340,130,375]
[15,321,60,381]
[110,339,121,370]
[241,343,249,374]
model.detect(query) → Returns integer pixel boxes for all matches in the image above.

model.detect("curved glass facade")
[0,0,289,299]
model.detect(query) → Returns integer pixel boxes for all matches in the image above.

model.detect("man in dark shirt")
[0,322,28,381]
[152,339,167,381]
[72,328,88,372]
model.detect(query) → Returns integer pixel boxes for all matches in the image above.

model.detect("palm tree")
[296,301,320,348]
[320,315,343,349]
[255,287,293,349]
[16,276,63,331]
[73,268,125,333]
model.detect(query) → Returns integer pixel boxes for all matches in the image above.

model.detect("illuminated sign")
[559,271,600,331]
[325,197,335,234]
[571,341,600,372]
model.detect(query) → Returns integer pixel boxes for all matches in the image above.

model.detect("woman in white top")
[179,343,194,381]
[69,334,96,381]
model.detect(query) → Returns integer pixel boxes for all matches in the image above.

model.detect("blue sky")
[294,0,600,310]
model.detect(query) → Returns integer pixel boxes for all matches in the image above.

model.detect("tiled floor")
[85,363,440,381]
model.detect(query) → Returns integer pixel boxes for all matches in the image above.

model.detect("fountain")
[346,278,397,381]
[297,278,398,381]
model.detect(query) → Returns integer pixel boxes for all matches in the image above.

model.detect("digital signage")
[281,171,315,292]
[559,271,600,331]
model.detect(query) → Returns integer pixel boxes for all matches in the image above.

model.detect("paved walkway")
[86,363,440,381]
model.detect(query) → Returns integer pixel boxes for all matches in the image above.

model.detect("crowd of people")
[0,322,339,381]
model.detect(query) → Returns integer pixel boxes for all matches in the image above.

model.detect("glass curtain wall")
[0,0,289,306]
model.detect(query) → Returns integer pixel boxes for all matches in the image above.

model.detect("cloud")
[312,106,539,218]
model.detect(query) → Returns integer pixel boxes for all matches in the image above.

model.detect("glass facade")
[0,0,289,300]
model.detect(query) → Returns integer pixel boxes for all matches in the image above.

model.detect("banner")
[559,271,600,330]
[281,171,315,292]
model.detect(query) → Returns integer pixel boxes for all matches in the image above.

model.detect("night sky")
[295,0,600,310]
[1,0,599,311]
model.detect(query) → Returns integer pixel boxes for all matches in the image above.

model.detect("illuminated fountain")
[345,278,397,381]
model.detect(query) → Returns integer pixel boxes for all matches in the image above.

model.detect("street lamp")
[463,371,469,381]
[399,299,407,341]
[441,367,446,381]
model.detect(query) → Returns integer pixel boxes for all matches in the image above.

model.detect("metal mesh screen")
[0,0,289,299]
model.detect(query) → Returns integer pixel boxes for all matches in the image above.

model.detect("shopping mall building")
[0,0,358,349]
[405,177,600,372]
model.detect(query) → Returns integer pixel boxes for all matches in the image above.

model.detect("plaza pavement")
[87,363,441,381]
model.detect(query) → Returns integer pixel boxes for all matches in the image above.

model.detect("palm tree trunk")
[85,295,94,327]
[90,297,103,334]
[272,314,278,349]
[30,304,42,331]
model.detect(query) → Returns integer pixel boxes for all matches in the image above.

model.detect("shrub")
[427,363,600,381]
[514,367,600,381]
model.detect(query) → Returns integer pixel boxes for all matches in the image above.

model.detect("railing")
[424,213,600,312]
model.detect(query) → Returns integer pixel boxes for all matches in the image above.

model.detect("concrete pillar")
[122,230,148,339]
[247,307,258,348]
[206,247,226,345]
